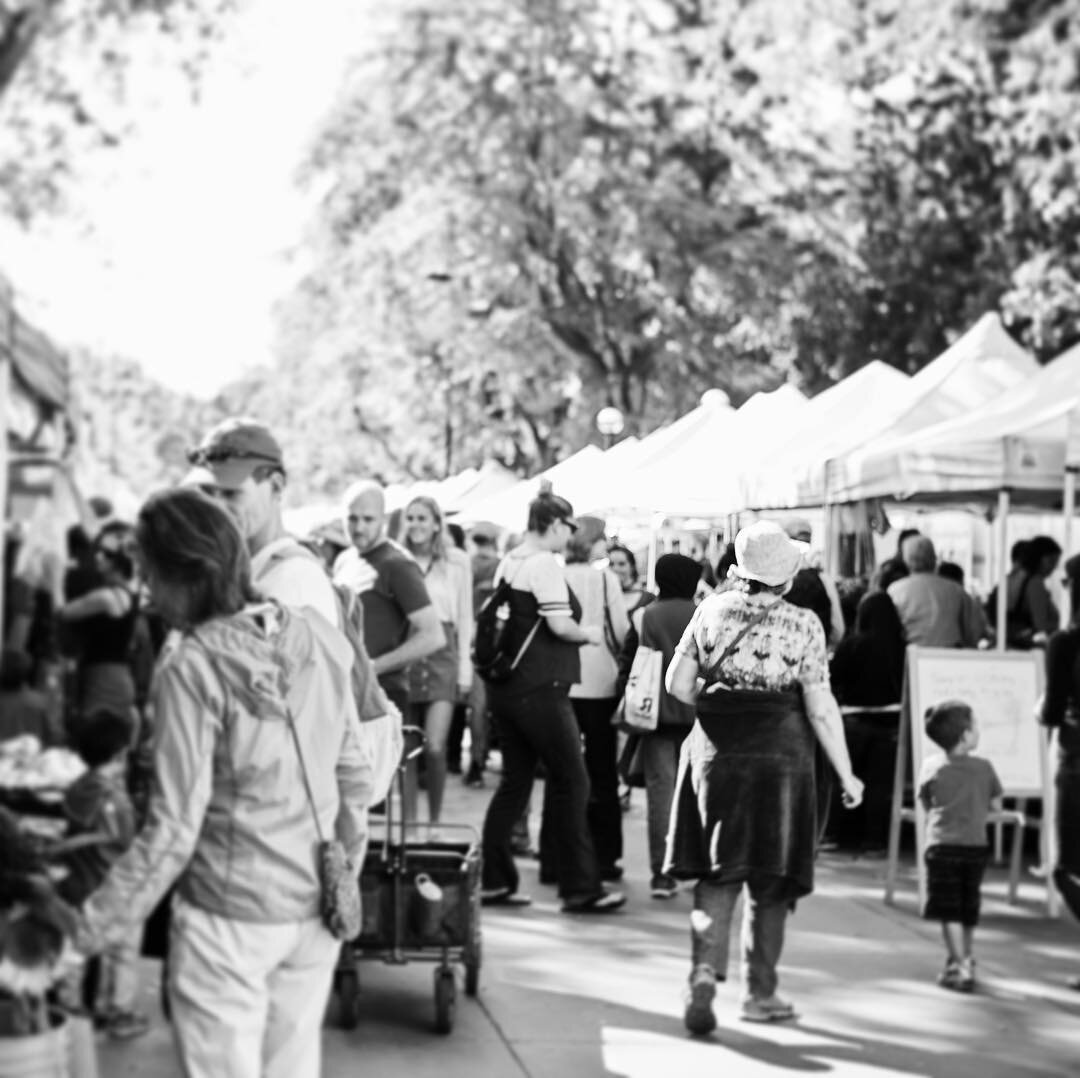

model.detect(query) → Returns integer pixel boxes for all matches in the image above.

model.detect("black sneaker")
[650,873,679,899]
[463,762,484,787]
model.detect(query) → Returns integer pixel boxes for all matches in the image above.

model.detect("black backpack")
[472,576,542,684]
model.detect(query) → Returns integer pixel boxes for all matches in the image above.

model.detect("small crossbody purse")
[283,705,363,942]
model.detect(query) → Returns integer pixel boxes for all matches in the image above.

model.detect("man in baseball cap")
[189,416,401,803]
[187,418,288,555]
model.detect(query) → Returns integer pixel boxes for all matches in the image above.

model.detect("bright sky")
[1,0,368,398]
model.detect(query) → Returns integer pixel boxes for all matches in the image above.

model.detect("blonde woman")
[401,496,473,829]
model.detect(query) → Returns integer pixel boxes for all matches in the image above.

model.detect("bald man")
[333,481,444,718]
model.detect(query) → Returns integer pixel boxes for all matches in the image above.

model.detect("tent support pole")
[1064,469,1077,627]
[0,284,11,636]
[996,489,1010,652]
[646,513,664,593]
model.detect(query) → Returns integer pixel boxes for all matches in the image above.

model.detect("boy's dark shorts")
[922,844,990,926]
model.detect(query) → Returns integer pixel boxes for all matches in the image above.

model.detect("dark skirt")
[663,685,818,899]
[408,622,458,704]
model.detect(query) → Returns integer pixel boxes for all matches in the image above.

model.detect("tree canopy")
[0,0,234,220]
[56,0,1080,501]
[258,0,1079,490]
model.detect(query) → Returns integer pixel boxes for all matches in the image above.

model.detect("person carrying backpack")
[475,492,626,914]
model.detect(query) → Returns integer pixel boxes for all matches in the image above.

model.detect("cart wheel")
[337,969,361,1031]
[464,940,481,997]
[434,968,456,1034]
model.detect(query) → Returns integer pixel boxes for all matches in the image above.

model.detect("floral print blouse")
[676,589,829,694]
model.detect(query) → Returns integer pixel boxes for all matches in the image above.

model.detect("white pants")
[168,898,339,1078]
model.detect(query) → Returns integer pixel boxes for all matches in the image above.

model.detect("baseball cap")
[188,417,284,486]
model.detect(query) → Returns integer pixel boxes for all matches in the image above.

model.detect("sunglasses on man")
[187,447,281,467]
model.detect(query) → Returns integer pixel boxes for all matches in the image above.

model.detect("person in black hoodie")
[829,591,907,853]
[1038,552,1080,988]
[616,554,702,899]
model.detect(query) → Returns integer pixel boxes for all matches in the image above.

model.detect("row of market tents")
[434,311,1078,533]
[6,289,1080,568]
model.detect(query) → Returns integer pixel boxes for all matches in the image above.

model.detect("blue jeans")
[641,734,681,876]
[482,687,601,900]
[691,874,790,999]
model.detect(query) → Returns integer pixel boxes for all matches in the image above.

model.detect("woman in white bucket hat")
[664,520,863,1033]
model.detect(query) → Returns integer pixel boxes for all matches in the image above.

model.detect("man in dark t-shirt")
[333,481,444,713]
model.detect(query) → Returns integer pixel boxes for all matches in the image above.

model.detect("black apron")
[663,685,818,899]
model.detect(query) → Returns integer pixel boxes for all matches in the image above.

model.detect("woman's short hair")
[136,488,256,626]
[1023,535,1062,573]
[901,536,936,573]
[526,492,575,536]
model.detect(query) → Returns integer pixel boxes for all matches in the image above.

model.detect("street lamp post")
[596,405,625,449]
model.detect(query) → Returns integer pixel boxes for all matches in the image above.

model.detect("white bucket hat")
[732,521,804,587]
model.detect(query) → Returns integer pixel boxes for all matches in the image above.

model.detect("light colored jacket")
[418,546,474,690]
[564,564,629,699]
[82,602,374,947]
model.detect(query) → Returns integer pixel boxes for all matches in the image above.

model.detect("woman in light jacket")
[76,488,374,1078]
[552,518,630,881]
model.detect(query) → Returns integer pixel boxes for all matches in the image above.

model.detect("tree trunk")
[0,7,46,105]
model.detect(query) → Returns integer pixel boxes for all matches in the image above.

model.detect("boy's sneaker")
[937,959,962,990]
[650,873,679,899]
[683,965,717,1036]
[105,1011,151,1040]
[740,994,796,1023]
[956,959,976,993]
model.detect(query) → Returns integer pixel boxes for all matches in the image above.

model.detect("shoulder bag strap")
[194,627,325,845]
[703,598,782,683]
[601,571,618,657]
[499,553,545,671]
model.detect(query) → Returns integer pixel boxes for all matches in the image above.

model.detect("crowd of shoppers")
[7,409,1080,1065]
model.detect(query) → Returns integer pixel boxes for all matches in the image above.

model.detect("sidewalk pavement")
[102,765,1080,1077]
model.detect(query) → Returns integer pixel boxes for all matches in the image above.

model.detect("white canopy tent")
[743,362,912,510]
[826,312,1038,505]
[596,385,809,519]
[828,340,1080,507]
[453,445,606,530]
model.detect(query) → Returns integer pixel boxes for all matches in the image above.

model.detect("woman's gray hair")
[902,535,937,573]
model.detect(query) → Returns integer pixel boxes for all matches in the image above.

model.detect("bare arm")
[546,614,601,646]
[371,605,445,676]
[665,650,701,706]
[59,587,128,622]
[803,685,863,806]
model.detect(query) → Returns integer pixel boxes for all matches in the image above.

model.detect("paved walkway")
[100,768,1080,1077]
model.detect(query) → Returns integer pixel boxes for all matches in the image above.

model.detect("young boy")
[59,708,149,1038]
[918,699,1003,992]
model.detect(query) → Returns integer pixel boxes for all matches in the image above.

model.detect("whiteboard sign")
[906,646,1044,795]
